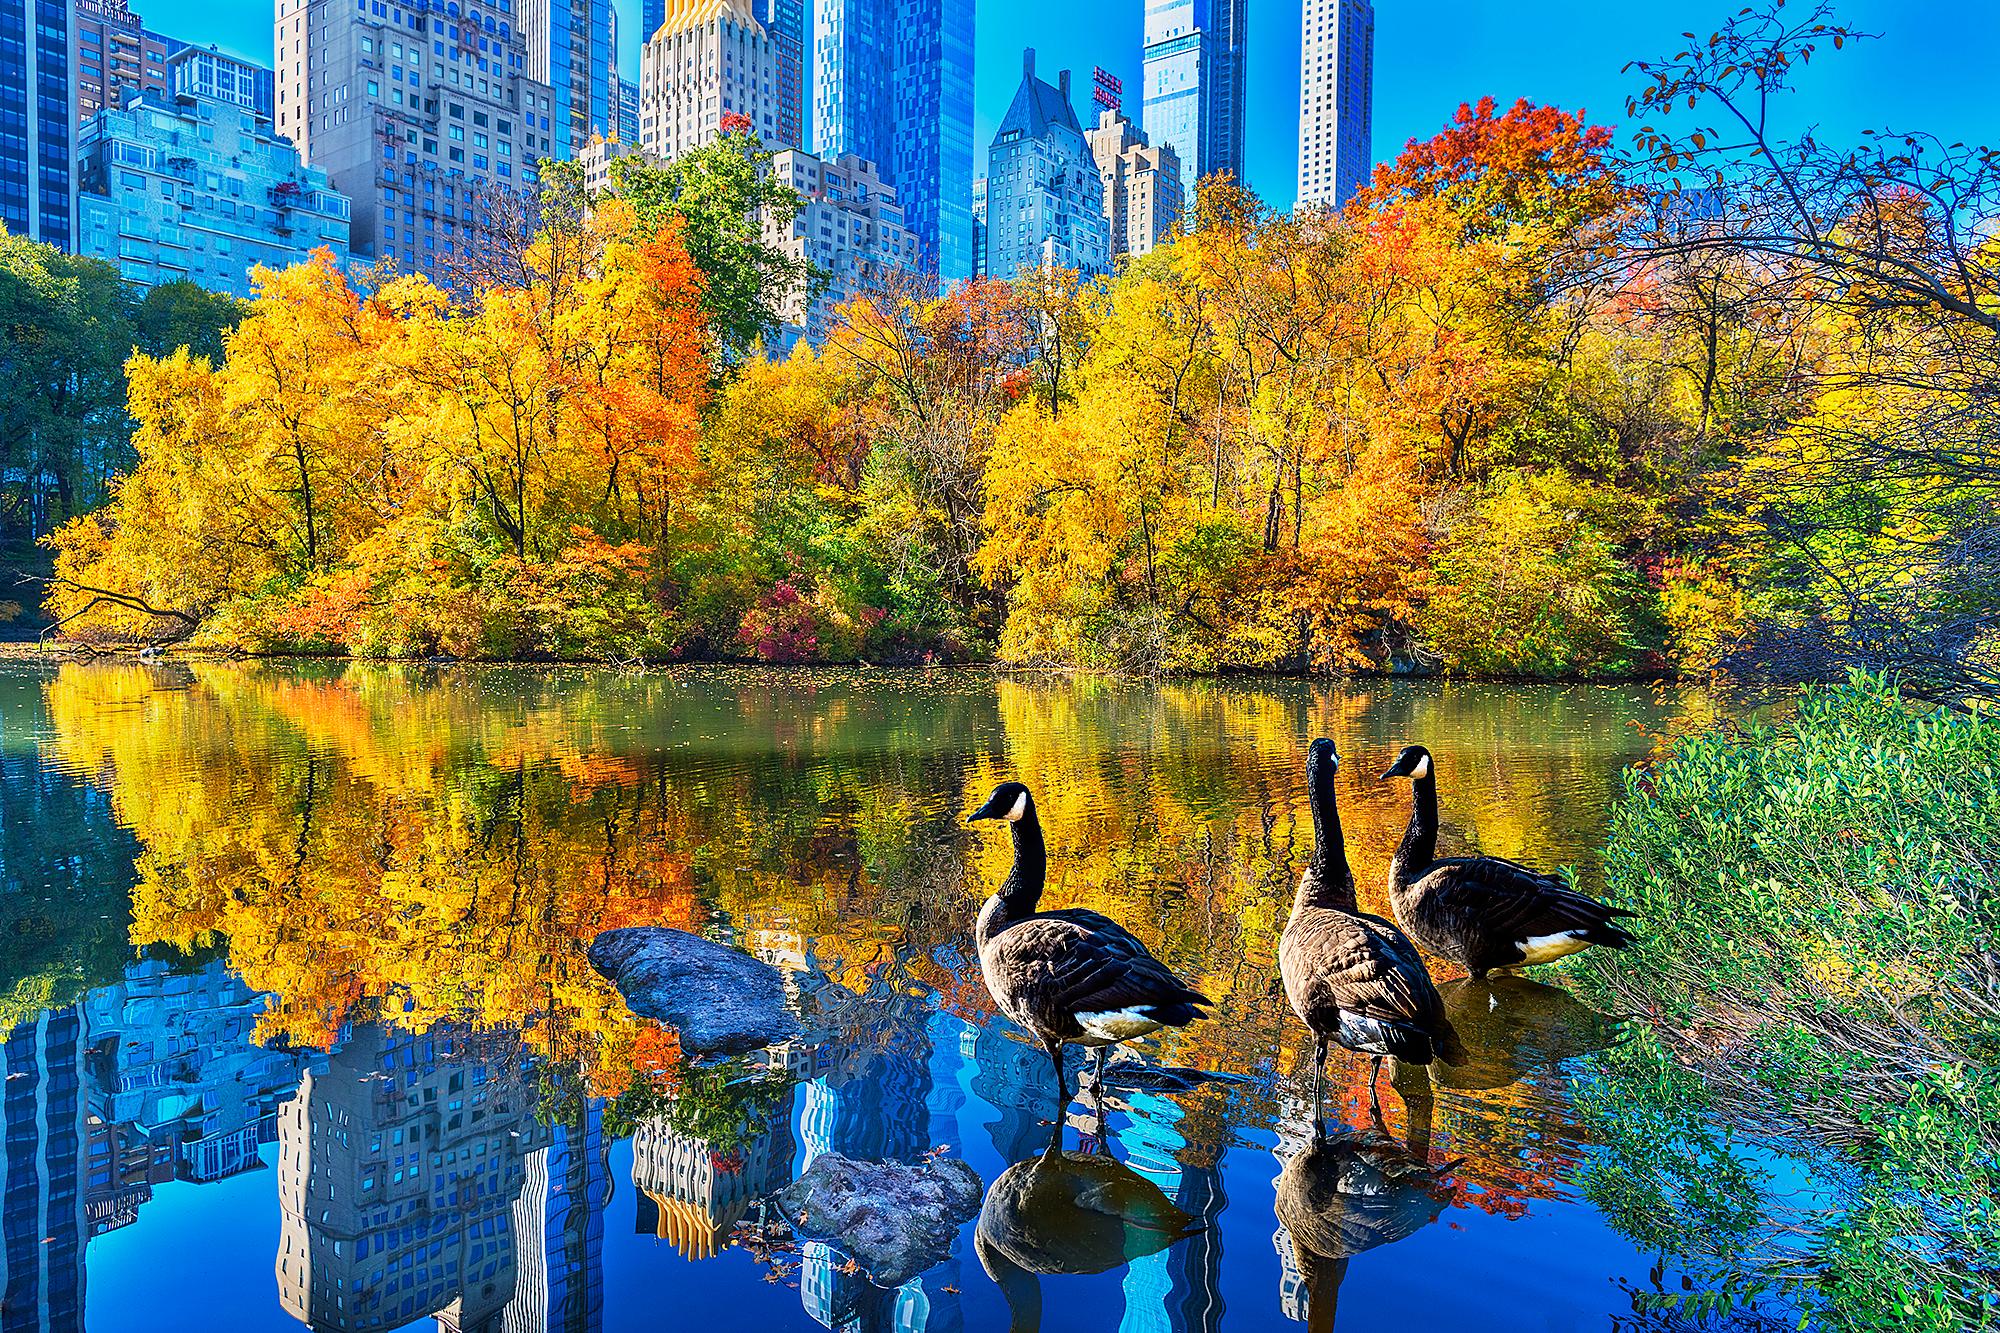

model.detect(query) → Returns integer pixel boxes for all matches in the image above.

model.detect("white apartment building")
[638,0,783,160]
[1297,0,1375,208]
[764,147,919,345]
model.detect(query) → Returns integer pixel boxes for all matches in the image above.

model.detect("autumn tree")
[1627,1,2000,698]
[610,129,817,361]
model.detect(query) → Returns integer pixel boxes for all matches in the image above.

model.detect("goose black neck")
[1000,806,1047,912]
[1393,773,1439,885]
[1303,756,1356,912]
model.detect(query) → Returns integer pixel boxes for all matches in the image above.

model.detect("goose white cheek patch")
[1005,790,1029,822]
[1413,755,1431,779]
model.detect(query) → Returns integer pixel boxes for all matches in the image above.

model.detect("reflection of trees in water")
[0,672,139,1025]
[21,659,1717,1329]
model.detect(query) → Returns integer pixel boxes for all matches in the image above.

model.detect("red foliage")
[737,580,819,662]
[1356,96,1630,235]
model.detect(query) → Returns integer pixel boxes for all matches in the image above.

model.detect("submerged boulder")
[587,926,798,1057]
[770,1153,985,1287]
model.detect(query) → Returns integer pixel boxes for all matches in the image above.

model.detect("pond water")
[0,662,1740,1332]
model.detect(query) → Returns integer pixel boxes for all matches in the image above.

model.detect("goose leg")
[1367,1056,1385,1129]
[1046,1038,1068,1117]
[1311,1036,1328,1139]
[1091,1047,1110,1150]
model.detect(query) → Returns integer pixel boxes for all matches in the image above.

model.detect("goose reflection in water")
[975,1129,1205,1332]
[1273,1076,1454,1333]
[1431,974,1629,1091]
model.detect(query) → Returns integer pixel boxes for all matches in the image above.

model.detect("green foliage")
[608,132,818,362]
[134,280,244,362]
[1422,469,1657,676]
[1577,675,2000,1331]
[0,231,136,535]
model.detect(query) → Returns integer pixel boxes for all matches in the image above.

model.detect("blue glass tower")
[814,0,975,283]
[0,1010,87,1332]
[0,0,74,248]
[541,0,616,157]
[1141,0,1247,212]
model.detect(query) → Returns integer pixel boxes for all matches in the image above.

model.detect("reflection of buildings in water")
[792,985,972,1333]
[630,1085,797,1261]
[0,1009,89,1333]
[965,1020,1054,1165]
[1269,1091,1313,1323]
[501,1106,607,1333]
[80,958,323,1234]
[1115,1089,1227,1333]
[276,1024,546,1333]
[1273,1221,1309,1322]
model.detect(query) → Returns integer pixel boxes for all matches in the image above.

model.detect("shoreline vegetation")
[10,7,1994,701]
[1580,674,1999,1332]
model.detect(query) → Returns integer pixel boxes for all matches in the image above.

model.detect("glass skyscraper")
[814,0,975,283]
[0,0,75,248]
[1141,0,1247,213]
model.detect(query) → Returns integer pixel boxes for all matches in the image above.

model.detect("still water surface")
[0,663,1723,1332]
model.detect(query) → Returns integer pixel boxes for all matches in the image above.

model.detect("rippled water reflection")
[0,663,1723,1331]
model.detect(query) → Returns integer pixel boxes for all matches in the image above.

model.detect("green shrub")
[1577,675,2000,1331]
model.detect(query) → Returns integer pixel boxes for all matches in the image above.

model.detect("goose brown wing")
[992,912,1212,1020]
[1417,856,1634,939]
[1291,912,1447,1032]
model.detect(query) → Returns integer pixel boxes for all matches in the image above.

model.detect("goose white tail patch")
[1518,931,1590,965]
[1004,790,1029,822]
[1077,1008,1164,1042]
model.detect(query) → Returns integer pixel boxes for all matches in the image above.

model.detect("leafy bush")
[1422,469,1657,677]
[1578,675,2000,1331]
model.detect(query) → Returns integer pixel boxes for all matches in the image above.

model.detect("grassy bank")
[1576,676,1999,1330]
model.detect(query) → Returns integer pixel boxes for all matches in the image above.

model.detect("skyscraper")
[639,0,784,159]
[616,76,638,143]
[1140,0,1247,214]
[274,0,556,280]
[642,0,800,146]
[1297,0,1375,207]
[982,49,1111,279]
[1,0,75,248]
[525,0,616,157]
[814,0,974,282]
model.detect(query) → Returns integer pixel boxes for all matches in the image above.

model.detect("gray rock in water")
[771,1153,985,1287]
[587,926,798,1057]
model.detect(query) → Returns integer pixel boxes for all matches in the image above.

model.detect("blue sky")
[157,0,1998,207]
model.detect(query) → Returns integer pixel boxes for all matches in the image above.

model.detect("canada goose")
[975,1128,1201,1331]
[1432,974,1629,1092]
[1273,1083,1453,1333]
[969,781,1213,1124]
[1281,740,1463,1127]
[1380,745,1637,979]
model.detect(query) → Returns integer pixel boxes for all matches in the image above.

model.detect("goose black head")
[969,780,1034,824]
[1380,745,1433,782]
[1306,737,1340,784]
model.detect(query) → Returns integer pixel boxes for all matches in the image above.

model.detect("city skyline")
[131,0,2000,212]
